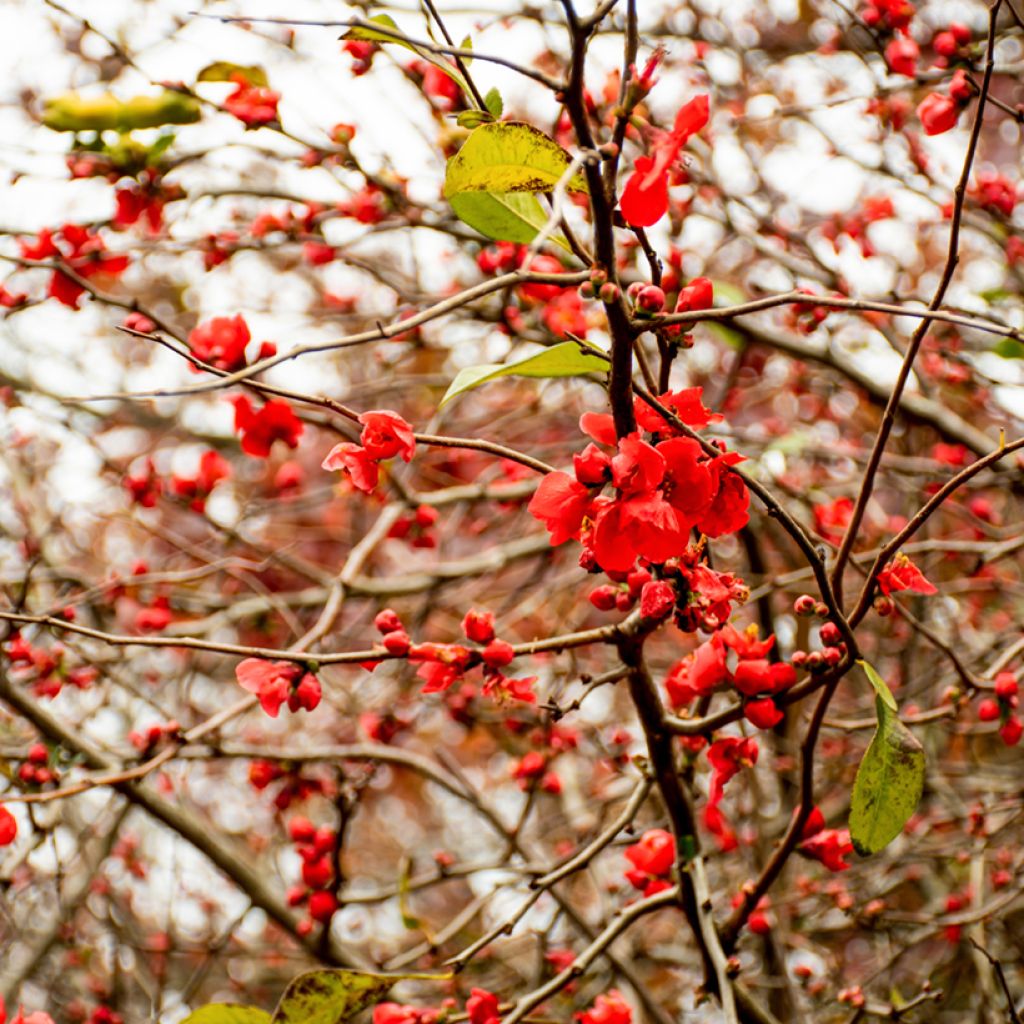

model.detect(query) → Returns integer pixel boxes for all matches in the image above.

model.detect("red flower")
[224,73,280,126]
[707,736,758,805]
[576,991,632,1024]
[624,828,675,895]
[322,442,379,493]
[20,224,130,309]
[358,410,416,462]
[235,658,301,717]
[884,36,919,76]
[745,697,784,729]
[528,472,592,545]
[373,1006,438,1024]
[639,579,676,620]
[0,804,17,846]
[917,93,959,135]
[170,449,231,511]
[466,989,500,1024]
[673,277,714,314]
[799,807,853,871]
[231,396,304,458]
[813,496,853,544]
[876,553,937,596]
[114,185,164,234]
[462,608,495,644]
[620,96,710,227]
[188,316,251,371]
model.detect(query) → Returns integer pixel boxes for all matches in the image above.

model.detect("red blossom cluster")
[286,816,339,931]
[224,72,280,126]
[623,828,675,896]
[575,990,632,1024]
[321,409,416,493]
[19,224,130,309]
[665,623,798,728]
[977,671,1022,745]
[371,606,537,702]
[528,391,748,579]
[917,69,973,135]
[6,632,96,699]
[234,658,322,718]
[230,396,304,458]
[188,315,276,372]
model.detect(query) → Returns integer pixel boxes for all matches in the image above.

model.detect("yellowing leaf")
[848,661,925,856]
[42,92,201,132]
[444,122,587,196]
[198,62,269,87]
[272,969,451,1024]
[182,1006,271,1024]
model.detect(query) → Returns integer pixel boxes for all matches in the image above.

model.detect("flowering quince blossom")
[19,223,129,309]
[876,553,937,596]
[575,990,632,1024]
[528,390,748,574]
[706,736,759,805]
[234,658,322,717]
[798,807,854,872]
[372,1005,439,1024]
[0,804,17,846]
[619,95,710,227]
[224,73,280,126]
[230,396,304,458]
[321,409,416,494]
[623,828,676,896]
[465,989,501,1024]
[170,449,231,512]
[188,316,251,371]
[917,69,973,135]
[665,624,796,711]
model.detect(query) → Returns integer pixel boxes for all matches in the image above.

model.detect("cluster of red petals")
[0,804,17,846]
[321,410,416,494]
[286,816,339,929]
[971,171,1018,218]
[798,807,853,872]
[235,658,322,718]
[465,989,500,1024]
[707,736,759,805]
[860,0,915,32]
[917,69,972,135]
[813,495,854,545]
[188,315,252,371]
[114,183,166,234]
[19,224,130,309]
[666,623,796,727]
[876,553,937,597]
[231,396,304,458]
[224,73,280,126]
[170,449,232,512]
[575,990,632,1024]
[528,390,747,574]
[623,828,675,896]
[620,95,710,227]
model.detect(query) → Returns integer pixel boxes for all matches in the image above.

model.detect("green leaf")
[444,122,587,197]
[993,337,1024,359]
[459,35,473,65]
[197,62,268,87]
[343,14,412,51]
[444,122,587,245]
[272,969,450,1024]
[848,661,925,856]
[42,91,201,132]
[440,341,609,408]
[456,110,495,129]
[182,1006,271,1024]
[484,87,503,119]
[448,190,557,246]
[858,659,897,713]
